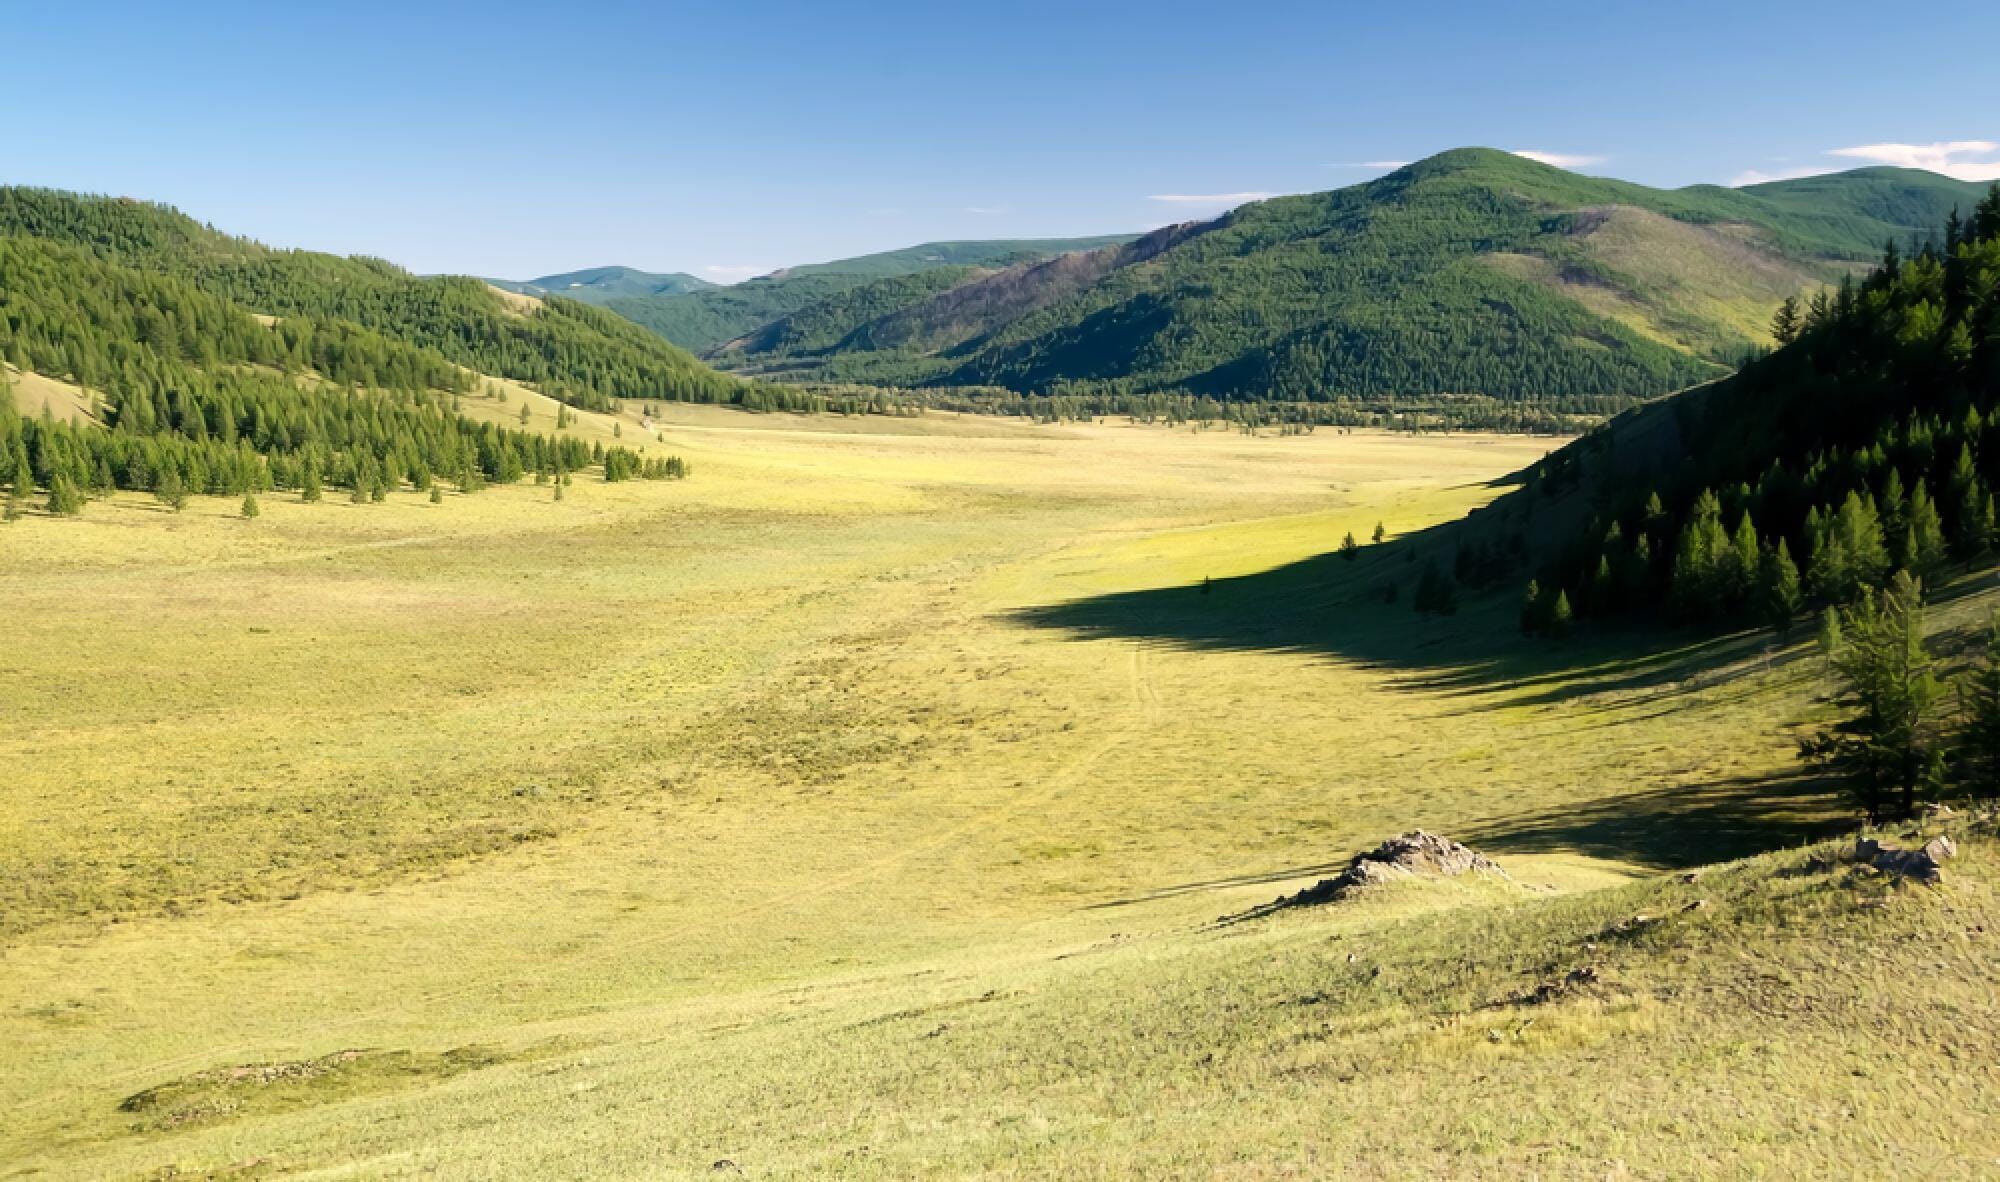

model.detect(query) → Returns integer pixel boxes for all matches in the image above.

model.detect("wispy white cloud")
[1147,191,1276,206]
[1357,160,1411,170]
[1730,165,1836,187]
[1826,140,2000,181]
[701,264,766,280]
[1510,149,1606,169]
[963,205,1009,215]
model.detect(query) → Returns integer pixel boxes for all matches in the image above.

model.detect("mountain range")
[564,149,1988,405]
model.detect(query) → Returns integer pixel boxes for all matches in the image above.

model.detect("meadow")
[4,403,1994,1179]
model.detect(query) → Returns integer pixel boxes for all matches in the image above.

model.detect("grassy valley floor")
[3,408,1994,1178]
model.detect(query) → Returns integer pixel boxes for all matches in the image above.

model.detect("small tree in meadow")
[156,468,187,512]
[240,491,260,518]
[46,474,83,516]
[1799,571,1944,821]
[1338,531,1359,560]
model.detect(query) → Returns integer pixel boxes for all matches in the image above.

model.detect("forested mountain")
[696,150,1987,403]
[602,235,1137,352]
[0,249,683,518]
[0,190,719,519]
[717,266,985,358]
[0,188,746,412]
[487,266,714,303]
[1480,185,2000,636]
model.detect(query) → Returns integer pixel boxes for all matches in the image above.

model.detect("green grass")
[4,410,1996,1177]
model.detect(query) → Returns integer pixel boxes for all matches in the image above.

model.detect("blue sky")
[6,1,1997,280]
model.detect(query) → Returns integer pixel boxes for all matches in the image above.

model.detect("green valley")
[9,11,2000,1176]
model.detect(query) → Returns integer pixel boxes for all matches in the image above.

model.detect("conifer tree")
[46,474,83,516]
[429,484,443,504]
[1906,480,1948,587]
[1954,616,2000,801]
[1547,590,1573,640]
[1725,512,1760,605]
[1372,522,1386,544]
[1800,572,1944,821]
[1339,531,1359,560]
[1771,295,1802,344]
[240,491,259,518]
[1954,480,1993,567]
[8,439,33,501]
[155,468,187,511]
[301,458,323,503]
[1758,538,1802,636]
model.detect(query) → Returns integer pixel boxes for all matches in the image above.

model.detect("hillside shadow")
[1009,511,1797,705]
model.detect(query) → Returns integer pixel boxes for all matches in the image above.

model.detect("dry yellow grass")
[4,409,1991,1178]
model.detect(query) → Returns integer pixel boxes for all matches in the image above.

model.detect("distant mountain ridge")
[488,266,715,303]
[645,149,1990,404]
[600,235,1141,353]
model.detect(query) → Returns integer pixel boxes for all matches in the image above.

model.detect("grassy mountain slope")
[0,188,745,412]
[488,265,715,302]
[605,235,1139,353]
[743,150,1987,403]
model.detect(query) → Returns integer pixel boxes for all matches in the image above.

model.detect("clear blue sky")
[6,1,1997,280]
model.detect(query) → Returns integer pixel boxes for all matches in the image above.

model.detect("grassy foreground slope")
[7,406,1997,1177]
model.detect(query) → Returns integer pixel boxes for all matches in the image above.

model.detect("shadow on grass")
[1087,771,1850,914]
[1466,768,1853,870]
[1009,514,1800,708]
[1083,859,1353,912]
